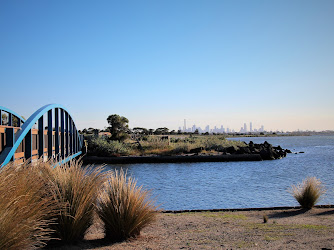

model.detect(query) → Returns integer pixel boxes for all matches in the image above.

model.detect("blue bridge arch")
[0,104,83,167]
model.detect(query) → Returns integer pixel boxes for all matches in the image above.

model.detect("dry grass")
[290,177,326,209]
[88,135,247,156]
[45,160,106,243]
[0,160,57,249]
[96,169,158,242]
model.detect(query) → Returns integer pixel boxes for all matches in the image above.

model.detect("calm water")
[102,135,334,210]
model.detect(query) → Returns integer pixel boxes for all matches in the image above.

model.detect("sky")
[1,0,333,132]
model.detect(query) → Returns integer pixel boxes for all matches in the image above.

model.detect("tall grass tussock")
[0,161,57,249]
[45,160,106,243]
[0,159,157,247]
[97,169,158,241]
[290,177,326,209]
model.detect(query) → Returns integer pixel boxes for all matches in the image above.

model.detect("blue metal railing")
[0,104,83,167]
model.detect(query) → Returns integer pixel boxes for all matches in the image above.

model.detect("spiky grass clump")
[45,160,106,243]
[97,169,157,241]
[290,177,326,209]
[0,161,56,249]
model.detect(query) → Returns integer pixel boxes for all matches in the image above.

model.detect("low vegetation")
[88,137,133,156]
[96,169,158,241]
[86,134,246,157]
[290,177,326,209]
[0,159,157,248]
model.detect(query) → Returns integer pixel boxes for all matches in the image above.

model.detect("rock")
[189,147,204,154]
[236,147,251,154]
[260,148,275,160]
[225,146,237,154]
[218,141,290,160]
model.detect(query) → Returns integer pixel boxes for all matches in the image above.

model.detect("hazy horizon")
[1,1,333,132]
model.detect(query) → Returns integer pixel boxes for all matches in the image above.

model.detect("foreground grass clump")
[0,161,56,249]
[97,169,157,241]
[290,177,326,209]
[45,160,106,243]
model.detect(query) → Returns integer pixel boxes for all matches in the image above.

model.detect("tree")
[93,128,100,136]
[12,116,19,127]
[107,114,129,141]
[154,127,169,135]
[1,113,7,125]
[132,127,149,135]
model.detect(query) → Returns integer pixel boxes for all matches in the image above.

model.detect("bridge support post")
[69,119,73,155]
[38,117,44,159]
[73,124,77,154]
[55,108,59,160]
[5,128,15,162]
[65,112,69,157]
[25,130,32,161]
[48,110,52,159]
[0,110,2,125]
[60,109,65,160]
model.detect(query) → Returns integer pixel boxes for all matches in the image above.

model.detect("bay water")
[102,135,334,210]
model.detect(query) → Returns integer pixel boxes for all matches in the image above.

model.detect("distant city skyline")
[1,1,333,132]
[179,120,265,134]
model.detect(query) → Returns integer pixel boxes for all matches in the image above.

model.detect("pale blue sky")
[1,0,333,131]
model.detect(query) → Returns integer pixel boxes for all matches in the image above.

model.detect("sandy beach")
[62,207,334,249]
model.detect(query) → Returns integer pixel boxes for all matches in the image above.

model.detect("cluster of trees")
[132,127,171,135]
[80,114,202,142]
[79,128,103,135]
[81,114,271,142]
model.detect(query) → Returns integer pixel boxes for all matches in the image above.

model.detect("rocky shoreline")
[235,140,291,160]
[84,141,291,164]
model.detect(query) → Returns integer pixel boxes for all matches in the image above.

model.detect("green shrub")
[97,169,157,241]
[45,160,106,243]
[87,137,131,156]
[0,161,56,249]
[290,177,326,209]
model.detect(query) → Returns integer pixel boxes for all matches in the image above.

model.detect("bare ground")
[58,207,334,249]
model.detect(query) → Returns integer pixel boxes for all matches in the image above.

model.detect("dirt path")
[69,207,334,249]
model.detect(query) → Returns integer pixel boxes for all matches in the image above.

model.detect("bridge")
[0,104,83,167]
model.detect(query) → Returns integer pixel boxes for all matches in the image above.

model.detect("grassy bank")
[86,135,247,157]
